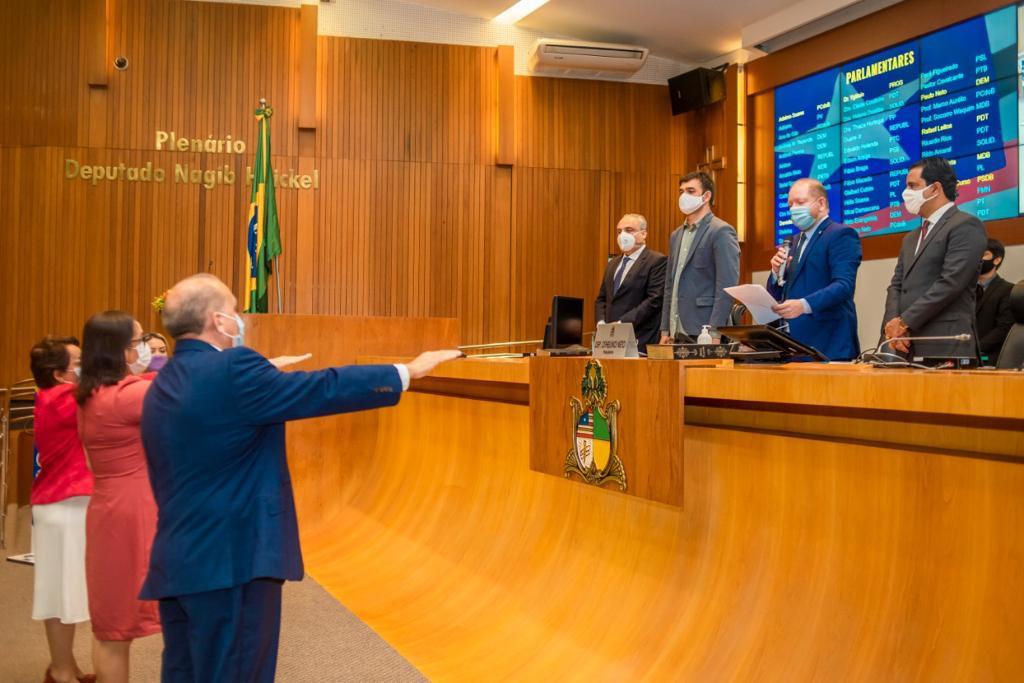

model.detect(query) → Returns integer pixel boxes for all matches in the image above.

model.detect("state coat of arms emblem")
[565,359,626,490]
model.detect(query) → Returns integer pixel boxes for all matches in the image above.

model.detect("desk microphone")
[874,333,971,354]
[776,236,794,284]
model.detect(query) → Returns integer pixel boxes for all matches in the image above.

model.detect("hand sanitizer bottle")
[697,325,713,345]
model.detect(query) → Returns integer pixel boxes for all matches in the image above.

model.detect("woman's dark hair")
[910,157,958,201]
[77,310,134,407]
[29,336,80,389]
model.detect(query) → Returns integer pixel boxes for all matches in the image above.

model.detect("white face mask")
[617,231,637,252]
[215,312,246,348]
[678,192,707,216]
[129,340,152,375]
[901,184,937,216]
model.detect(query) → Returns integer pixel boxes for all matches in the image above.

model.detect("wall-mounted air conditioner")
[528,39,649,77]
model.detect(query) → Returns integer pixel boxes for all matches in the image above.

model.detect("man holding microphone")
[767,178,862,361]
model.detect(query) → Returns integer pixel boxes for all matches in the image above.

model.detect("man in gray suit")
[883,157,988,358]
[659,171,740,342]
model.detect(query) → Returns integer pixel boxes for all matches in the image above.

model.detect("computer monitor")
[542,296,584,349]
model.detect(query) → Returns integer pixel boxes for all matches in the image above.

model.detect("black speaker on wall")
[668,67,726,115]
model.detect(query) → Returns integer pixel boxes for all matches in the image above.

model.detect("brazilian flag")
[244,103,281,313]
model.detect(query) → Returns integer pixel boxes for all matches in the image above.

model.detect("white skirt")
[32,496,91,623]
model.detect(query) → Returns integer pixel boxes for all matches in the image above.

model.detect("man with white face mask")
[594,213,667,351]
[883,157,987,358]
[765,178,862,360]
[659,171,740,343]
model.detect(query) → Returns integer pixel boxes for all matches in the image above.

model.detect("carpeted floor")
[0,507,425,682]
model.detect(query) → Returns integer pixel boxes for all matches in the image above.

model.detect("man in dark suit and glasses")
[595,213,667,351]
[976,237,1016,363]
[883,157,988,358]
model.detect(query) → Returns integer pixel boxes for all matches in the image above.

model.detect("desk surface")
[362,355,1024,421]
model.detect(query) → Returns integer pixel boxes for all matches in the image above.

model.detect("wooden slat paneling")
[0,0,718,385]
[316,37,498,164]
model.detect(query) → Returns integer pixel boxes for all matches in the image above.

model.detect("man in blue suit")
[766,178,863,360]
[140,274,460,682]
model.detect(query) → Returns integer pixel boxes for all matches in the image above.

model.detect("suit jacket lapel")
[605,254,623,299]
[612,248,648,300]
[906,206,958,276]
[681,220,711,273]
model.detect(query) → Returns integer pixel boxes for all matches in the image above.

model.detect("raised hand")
[405,349,464,379]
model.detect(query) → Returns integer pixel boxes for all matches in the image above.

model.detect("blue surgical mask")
[790,205,816,231]
[215,312,246,348]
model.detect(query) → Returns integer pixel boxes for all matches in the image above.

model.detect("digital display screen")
[773,5,1020,243]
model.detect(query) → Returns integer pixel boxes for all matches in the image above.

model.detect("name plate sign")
[592,323,639,358]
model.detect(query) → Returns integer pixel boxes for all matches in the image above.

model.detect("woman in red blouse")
[77,312,161,683]
[29,336,96,683]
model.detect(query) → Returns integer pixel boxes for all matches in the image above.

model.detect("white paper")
[724,284,781,325]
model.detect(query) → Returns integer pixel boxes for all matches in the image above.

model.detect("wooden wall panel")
[515,76,691,174]
[0,0,721,384]
[511,167,608,339]
[0,0,84,148]
[316,37,498,164]
[104,0,301,156]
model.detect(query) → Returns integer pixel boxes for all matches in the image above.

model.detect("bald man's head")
[162,274,236,338]
[789,178,828,203]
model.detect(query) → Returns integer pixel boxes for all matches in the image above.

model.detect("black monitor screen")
[550,296,583,348]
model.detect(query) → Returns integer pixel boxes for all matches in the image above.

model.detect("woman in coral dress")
[76,311,161,683]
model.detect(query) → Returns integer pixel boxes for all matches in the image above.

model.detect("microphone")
[776,236,794,284]
[874,333,971,355]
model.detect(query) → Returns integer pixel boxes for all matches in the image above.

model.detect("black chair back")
[995,282,1024,369]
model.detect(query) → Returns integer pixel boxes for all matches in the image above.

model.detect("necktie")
[791,234,804,269]
[613,256,631,294]
[915,220,931,255]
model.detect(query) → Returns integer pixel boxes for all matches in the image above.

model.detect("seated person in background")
[766,178,862,361]
[594,213,667,352]
[976,238,1015,363]
[142,332,169,372]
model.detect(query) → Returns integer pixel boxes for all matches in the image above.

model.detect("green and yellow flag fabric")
[244,103,281,313]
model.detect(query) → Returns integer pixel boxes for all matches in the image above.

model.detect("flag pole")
[274,256,282,313]
[257,97,283,314]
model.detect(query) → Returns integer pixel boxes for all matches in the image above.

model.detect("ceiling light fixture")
[493,0,550,25]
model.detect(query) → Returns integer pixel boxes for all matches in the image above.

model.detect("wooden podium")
[530,357,700,506]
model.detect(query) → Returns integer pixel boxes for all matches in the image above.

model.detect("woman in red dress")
[76,311,160,683]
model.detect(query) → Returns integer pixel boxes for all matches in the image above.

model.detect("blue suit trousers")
[159,578,284,683]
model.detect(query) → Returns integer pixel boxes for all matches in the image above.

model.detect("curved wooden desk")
[249,316,1024,681]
